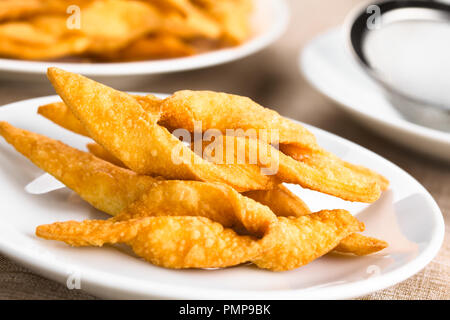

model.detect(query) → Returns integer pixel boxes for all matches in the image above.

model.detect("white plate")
[301,28,450,162]
[0,0,288,80]
[0,95,444,299]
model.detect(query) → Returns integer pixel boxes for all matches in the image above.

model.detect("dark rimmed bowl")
[345,0,450,132]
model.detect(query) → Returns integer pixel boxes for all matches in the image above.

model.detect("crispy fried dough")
[1,122,386,265]
[38,95,162,138]
[159,90,318,149]
[0,12,90,60]
[243,184,311,217]
[30,127,375,255]
[95,34,195,61]
[0,0,42,21]
[252,210,365,271]
[0,123,276,232]
[1,68,390,273]
[85,140,312,221]
[36,100,316,220]
[334,233,388,256]
[0,0,251,61]
[46,68,380,201]
[199,134,381,202]
[158,0,221,39]
[36,209,366,270]
[0,0,161,59]
[161,91,388,193]
[38,102,90,137]
[81,0,162,54]
[112,180,276,237]
[36,95,382,203]
[0,34,89,60]
[0,18,65,45]
[193,0,253,44]
[47,67,278,192]
[37,90,388,199]
[86,142,126,168]
[160,90,389,193]
[0,121,156,215]
[279,144,389,191]
[36,216,267,269]
[244,184,387,257]
[0,122,280,244]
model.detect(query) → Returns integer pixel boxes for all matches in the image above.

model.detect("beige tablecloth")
[0,0,448,300]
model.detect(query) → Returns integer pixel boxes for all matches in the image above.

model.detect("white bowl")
[301,28,450,162]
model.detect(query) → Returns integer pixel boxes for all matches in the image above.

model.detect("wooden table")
[0,0,448,299]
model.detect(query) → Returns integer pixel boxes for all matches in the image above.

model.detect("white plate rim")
[0,95,444,300]
[0,0,289,76]
[300,27,450,148]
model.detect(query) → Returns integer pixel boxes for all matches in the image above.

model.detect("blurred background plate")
[0,0,288,82]
[301,28,450,162]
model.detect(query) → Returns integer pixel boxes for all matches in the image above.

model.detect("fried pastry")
[36,216,268,269]
[36,209,368,271]
[0,64,391,272]
[0,121,156,215]
[0,121,387,264]
[47,67,279,192]
[0,0,252,61]
[46,68,382,202]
